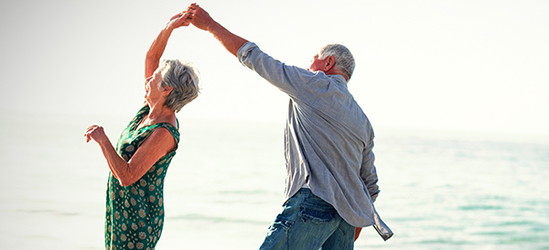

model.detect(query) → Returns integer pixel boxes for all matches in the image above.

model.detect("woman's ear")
[162,86,173,96]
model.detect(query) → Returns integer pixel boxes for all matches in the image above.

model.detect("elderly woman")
[85,12,199,250]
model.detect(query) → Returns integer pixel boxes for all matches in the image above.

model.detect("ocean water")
[0,110,548,249]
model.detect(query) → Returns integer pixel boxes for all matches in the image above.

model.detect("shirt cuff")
[237,41,258,66]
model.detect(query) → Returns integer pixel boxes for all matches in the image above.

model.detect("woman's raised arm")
[144,12,190,79]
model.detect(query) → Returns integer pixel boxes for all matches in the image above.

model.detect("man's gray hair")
[318,44,355,81]
[159,59,200,113]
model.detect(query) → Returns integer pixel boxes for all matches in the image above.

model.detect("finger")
[188,3,199,11]
[84,131,93,141]
[85,132,92,142]
[85,126,97,134]
[181,19,191,26]
[180,12,190,20]
[85,125,102,135]
[170,13,183,20]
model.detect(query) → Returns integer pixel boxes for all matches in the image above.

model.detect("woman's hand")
[85,125,108,144]
[166,12,191,30]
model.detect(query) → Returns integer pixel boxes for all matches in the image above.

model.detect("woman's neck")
[141,102,176,128]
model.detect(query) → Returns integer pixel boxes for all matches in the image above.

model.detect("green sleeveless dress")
[105,105,180,250]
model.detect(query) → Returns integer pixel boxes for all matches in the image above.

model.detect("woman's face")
[144,68,164,102]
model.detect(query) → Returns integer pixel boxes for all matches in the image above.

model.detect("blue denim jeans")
[259,188,355,250]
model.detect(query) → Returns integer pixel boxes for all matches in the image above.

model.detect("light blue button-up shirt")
[237,42,392,240]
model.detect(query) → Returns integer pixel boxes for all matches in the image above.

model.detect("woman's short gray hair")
[318,44,355,81]
[159,59,200,113]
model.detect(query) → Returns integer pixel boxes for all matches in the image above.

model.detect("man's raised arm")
[187,3,248,57]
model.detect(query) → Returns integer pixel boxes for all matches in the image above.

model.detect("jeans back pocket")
[299,197,337,224]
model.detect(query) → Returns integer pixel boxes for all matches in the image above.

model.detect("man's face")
[308,54,328,73]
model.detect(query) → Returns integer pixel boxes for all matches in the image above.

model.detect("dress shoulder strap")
[150,122,180,145]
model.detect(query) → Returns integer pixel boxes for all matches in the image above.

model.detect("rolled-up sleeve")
[237,42,321,99]
[237,41,258,66]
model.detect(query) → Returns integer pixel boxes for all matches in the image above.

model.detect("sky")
[1,0,548,136]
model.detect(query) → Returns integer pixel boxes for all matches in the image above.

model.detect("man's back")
[187,4,393,244]
[238,42,380,228]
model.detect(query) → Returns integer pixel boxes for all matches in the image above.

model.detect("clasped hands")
[167,3,213,31]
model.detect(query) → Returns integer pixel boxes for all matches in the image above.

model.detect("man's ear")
[324,56,336,71]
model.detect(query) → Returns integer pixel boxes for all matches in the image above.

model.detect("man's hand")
[354,227,362,241]
[186,3,214,31]
[184,2,248,57]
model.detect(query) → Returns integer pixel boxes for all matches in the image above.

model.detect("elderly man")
[186,3,392,249]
